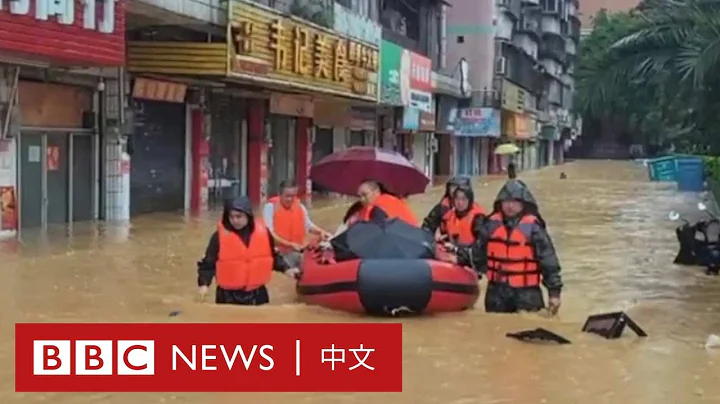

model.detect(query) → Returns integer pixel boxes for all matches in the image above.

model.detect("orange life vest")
[485,212,541,288]
[215,221,274,291]
[268,196,306,253]
[362,194,419,226]
[441,204,486,245]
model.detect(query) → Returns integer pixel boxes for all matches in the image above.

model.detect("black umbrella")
[338,219,435,260]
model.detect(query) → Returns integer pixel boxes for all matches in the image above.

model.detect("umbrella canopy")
[494,143,520,155]
[310,146,430,196]
[332,219,435,260]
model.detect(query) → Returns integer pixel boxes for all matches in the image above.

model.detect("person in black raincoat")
[475,180,562,314]
[422,176,472,236]
[437,184,487,272]
[197,196,300,305]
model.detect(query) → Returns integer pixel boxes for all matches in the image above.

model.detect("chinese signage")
[333,3,381,47]
[132,78,187,103]
[227,1,379,101]
[501,79,526,114]
[379,40,432,112]
[455,108,500,138]
[0,0,126,66]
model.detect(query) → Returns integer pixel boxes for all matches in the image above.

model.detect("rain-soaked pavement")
[2,160,720,403]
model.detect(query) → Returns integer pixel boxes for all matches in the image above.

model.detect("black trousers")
[215,285,270,306]
[484,282,545,313]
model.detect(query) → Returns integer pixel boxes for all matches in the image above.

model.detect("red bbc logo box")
[33,340,155,375]
[15,323,403,393]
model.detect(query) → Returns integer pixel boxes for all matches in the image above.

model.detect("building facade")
[124,0,457,209]
[0,0,127,238]
[445,0,582,174]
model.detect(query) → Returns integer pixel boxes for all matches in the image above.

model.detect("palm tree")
[576,0,720,152]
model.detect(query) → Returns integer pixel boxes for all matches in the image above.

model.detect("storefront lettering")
[411,64,431,85]
[230,12,379,96]
[0,0,116,33]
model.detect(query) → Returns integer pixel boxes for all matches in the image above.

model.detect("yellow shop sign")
[227,0,379,101]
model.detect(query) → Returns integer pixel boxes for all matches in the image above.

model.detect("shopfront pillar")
[247,99,266,206]
[295,117,311,200]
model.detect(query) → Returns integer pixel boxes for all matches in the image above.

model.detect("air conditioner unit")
[495,57,507,75]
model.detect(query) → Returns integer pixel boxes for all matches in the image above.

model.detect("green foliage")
[575,0,720,153]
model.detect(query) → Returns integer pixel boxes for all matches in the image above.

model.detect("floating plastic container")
[675,157,705,192]
[647,156,677,181]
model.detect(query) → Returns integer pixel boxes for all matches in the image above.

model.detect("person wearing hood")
[422,176,471,236]
[437,184,487,270]
[197,196,300,305]
[476,180,563,314]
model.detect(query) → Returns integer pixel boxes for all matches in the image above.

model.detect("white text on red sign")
[1,0,117,33]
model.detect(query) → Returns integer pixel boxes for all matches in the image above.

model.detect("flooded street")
[2,160,719,403]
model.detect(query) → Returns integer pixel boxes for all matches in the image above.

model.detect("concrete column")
[247,99,266,206]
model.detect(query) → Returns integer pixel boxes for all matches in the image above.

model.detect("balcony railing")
[539,37,566,65]
[565,37,576,55]
[473,88,502,108]
[517,16,541,41]
[497,0,522,19]
[540,14,561,36]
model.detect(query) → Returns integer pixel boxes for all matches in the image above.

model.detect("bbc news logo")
[33,340,155,375]
[16,323,402,392]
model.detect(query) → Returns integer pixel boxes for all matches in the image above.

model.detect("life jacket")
[268,196,306,253]
[362,193,419,226]
[215,221,274,291]
[441,204,486,245]
[485,212,541,288]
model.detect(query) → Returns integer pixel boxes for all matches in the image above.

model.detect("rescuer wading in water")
[476,180,563,314]
[197,196,300,305]
[421,176,472,236]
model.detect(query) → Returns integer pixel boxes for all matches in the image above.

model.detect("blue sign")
[402,108,420,131]
[455,108,500,137]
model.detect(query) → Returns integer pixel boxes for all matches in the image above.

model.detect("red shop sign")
[409,53,432,93]
[0,0,127,66]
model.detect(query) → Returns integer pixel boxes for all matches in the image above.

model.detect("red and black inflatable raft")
[297,247,479,316]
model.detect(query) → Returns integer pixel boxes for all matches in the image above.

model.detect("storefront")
[128,77,189,215]
[380,40,434,165]
[265,93,312,196]
[539,124,559,167]
[501,110,531,171]
[433,96,459,177]
[349,107,377,148]
[454,107,501,176]
[206,90,248,210]
[0,1,126,236]
[126,0,379,205]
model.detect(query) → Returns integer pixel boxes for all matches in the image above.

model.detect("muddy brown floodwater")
[1,160,720,403]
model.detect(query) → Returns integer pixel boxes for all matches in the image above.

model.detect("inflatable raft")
[297,247,480,316]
